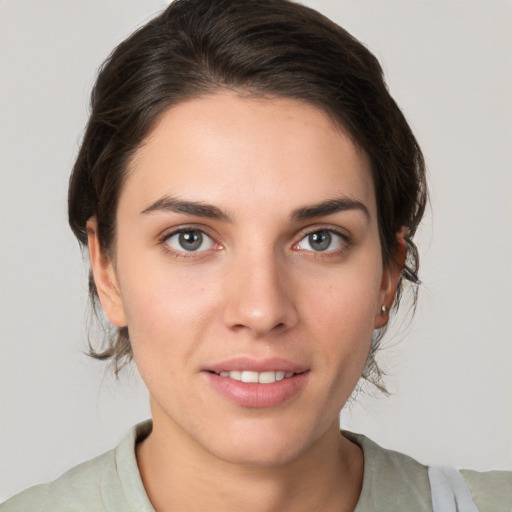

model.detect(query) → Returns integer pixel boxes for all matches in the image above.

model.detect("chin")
[214,441,305,468]
[204,418,323,468]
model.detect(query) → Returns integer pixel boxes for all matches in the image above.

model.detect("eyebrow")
[140,195,370,223]
[141,196,231,221]
[291,197,370,222]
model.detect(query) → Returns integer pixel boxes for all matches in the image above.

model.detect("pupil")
[309,231,331,251]
[179,231,202,251]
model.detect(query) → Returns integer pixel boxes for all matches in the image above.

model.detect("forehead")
[123,92,376,220]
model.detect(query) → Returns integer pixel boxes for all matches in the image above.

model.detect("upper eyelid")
[159,224,218,241]
[295,225,349,241]
[157,224,350,249]
[160,227,220,257]
[293,226,351,252]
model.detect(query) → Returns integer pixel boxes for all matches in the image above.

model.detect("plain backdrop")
[1,0,511,501]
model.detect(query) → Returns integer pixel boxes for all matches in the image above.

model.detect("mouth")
[211,370,297,384]
[204,359,309,408]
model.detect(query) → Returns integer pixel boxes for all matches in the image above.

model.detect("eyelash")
[158,226,350,259]
[293,227,350,258]
[159,226,221,259]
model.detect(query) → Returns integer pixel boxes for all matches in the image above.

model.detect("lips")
[215,370,295,383]
[205,356,307,374]
[204,357,309,408]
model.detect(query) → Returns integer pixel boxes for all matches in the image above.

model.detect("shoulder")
[0,421,154,512]
[344,431,433,511]
[461,468,512,512]
[345,430,512,512]
[0,450,116,511]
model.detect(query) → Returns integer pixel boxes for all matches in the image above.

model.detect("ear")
[86,217,127,327]
[374,229,407,329]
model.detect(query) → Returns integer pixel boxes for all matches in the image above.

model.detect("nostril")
[222,282,299,336]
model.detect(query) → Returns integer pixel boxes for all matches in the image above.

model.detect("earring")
[381,305,387,315]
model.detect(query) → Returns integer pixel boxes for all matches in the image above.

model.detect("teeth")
[217,370,295,384]
[258,371,275,384]
[241,371,259,383]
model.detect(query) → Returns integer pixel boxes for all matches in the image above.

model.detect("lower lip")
[204,372,309,408]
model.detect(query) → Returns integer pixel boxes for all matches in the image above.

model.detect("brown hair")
[68,0,427,388]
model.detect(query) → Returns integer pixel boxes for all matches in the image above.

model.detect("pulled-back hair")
[68,0,427,388]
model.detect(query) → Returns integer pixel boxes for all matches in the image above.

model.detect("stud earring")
[381,305,387,315]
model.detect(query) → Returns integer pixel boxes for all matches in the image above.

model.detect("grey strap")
[428,467,480,512]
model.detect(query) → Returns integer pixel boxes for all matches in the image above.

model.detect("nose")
[222,249,299,338]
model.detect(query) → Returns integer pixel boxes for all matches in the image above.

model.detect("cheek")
[304,257,382,328]
[115,255,221,363]
[304,282,377,410]
[300,258,382,370]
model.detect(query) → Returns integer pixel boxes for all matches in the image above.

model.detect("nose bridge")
[222,243,298,337]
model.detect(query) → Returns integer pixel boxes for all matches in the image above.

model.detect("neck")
[137,405,363,512]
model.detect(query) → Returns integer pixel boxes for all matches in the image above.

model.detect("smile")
[215,370,295,384]
[206,369,309,408]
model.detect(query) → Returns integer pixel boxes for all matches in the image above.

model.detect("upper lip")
[204,357,308,374]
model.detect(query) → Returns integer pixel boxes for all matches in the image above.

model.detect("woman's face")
[90,93,399,466]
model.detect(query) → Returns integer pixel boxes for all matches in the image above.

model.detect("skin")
[87,93,404,511]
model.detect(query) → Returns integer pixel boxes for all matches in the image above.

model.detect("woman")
[2,0,510,510]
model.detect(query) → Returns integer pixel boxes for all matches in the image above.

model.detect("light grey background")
[1,0,511,501]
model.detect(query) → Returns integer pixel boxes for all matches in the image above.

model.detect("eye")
[164,229,215,252]
[295,229,346,252]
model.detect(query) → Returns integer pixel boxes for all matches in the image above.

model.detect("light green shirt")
[2,421,510,511]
